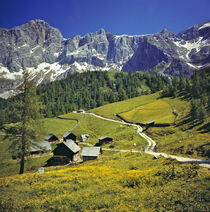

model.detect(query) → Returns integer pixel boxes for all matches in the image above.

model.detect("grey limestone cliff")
[0,19,210,98]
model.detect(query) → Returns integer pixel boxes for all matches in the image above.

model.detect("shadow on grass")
[175,114,207,131]
[175,114,193,127]
[197,122,210,133]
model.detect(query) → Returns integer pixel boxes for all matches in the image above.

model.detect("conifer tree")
[6,71,43,174]
[199,105,207,122]
[190,100,199,120]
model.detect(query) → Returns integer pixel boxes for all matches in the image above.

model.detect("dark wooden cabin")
[99,136,113,146]
[30,141,52,155]
[81,147,102,162]
[63,131,77,142]
[53,140,80,162]
[45,134,59,142]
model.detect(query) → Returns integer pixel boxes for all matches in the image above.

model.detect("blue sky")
[0,0,210,38]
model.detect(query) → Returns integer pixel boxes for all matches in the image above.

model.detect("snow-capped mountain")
[0,20,210,98]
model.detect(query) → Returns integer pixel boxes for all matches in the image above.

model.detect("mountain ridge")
[0,19,210,98]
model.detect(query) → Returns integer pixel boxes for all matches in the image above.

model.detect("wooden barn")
[30,141,52,155]
[81,147,102,162]
[53,140,80,162]
[45,134,59,142]
[63,131,77,142]
[99,136,113,146]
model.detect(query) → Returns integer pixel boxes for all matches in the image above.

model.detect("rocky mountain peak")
[0,20,209,98]
[156,28,175,38]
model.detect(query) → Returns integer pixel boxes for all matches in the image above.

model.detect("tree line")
[0,71,170,126]
[161,69,210,122]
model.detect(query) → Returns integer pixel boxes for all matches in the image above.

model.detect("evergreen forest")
[0,69,209,126]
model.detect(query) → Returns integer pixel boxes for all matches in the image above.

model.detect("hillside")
[121,99,174,124]
[0,152,209,211]
[0,71,169,126]
[0,91,209,211]
[90,92,210,159]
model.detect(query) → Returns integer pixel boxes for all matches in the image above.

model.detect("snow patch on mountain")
[173,37,202,53]
[0,65,22,80]
[199,22,210,30]
[0,19,209,98]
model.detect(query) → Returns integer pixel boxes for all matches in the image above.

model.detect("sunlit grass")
[0,153,208,211]
[90,93,158,119]
[42,117,77,138]
[121,99,174,124]
[61,113,147,149]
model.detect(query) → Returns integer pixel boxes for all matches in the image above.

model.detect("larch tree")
[6,71,43,174]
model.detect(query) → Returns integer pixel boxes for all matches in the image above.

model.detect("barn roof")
[63,140,80,153]
[45,133,55,140]
[81,147,101,157]
[30,141,52,152]
[146,120,155,125]
[63,131,75,138]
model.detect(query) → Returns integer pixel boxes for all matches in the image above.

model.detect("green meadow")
[0,92,209,211]
[120,99,175,124]
[90,93,158,119]
[88,93,210,159]
[42,117,77,139]
[0,112,147,177]
[61,113,147,150]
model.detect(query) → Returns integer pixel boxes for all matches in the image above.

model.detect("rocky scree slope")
[0,20,210,98]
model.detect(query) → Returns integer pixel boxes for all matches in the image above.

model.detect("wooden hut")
[45,134,59,142]
[53,140,80,162]
[78,109,85,113]
[30,141,52,155]
[63,131,77,142]
[99,136,113,146]
[81,147,102,162]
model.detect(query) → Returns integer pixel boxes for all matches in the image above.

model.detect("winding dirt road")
[87,112,210,169]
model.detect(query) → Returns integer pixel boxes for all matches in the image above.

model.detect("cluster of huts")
[30,131,113,166]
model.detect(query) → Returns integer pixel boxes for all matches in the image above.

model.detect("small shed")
[45,134,59,142]
[63,131,77,142]
[145,120,155,127]
[78,109,85,113]
[81,146,102,162]
[53,140,80,162]
[80,134,89,142]
[30,141,52,154]
[99,136,113,146]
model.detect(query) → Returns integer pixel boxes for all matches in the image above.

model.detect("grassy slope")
[0,153,209,211]
[89,93,210,159]
[0,92,209,211]
[121,99,174,124]
[41,117,77,139]
[61,113,147,150]
[0,118,77,177]
[90,93,158,119]
[147,97,210,159]
[0,112,147,177]
[0,136,53,177]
